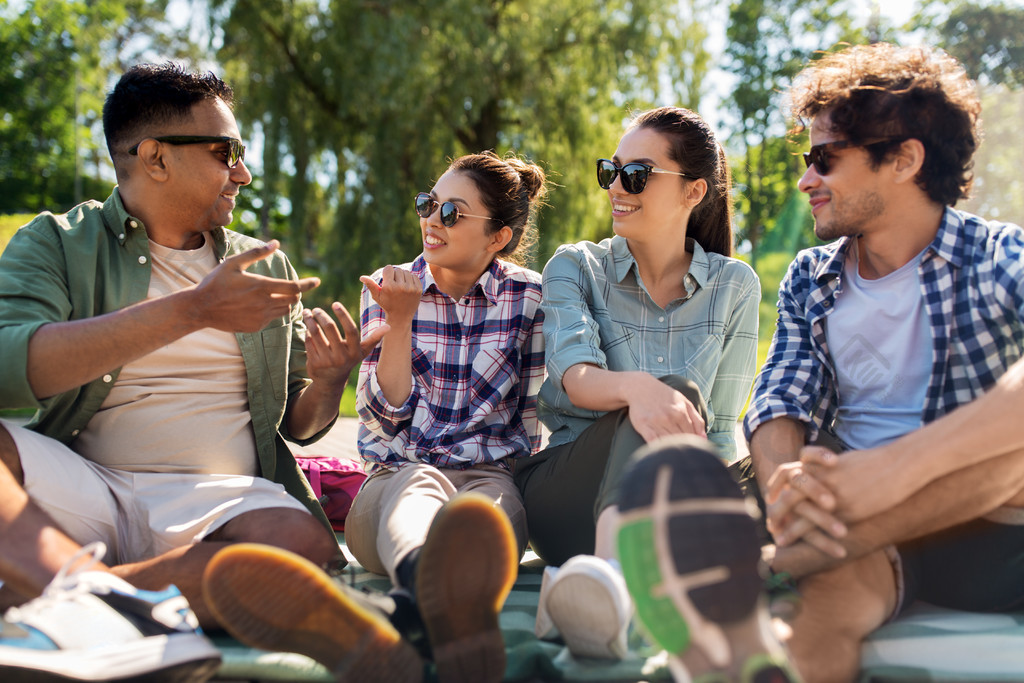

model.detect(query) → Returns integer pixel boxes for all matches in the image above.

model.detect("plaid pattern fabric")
[745,208,1024,443]
[357,256,545,471]
[538,236,760,460]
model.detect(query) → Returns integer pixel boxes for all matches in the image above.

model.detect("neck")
[121,185,207,250]
[429,261,492,301]
[627,237,693,307]
[856,200,945,280]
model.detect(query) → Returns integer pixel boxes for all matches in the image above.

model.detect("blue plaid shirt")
[357,256,545,472]
[744,208,1024,444]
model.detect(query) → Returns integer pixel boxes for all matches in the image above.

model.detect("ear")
[487,225,514,254]
[683,178,708,208]
[891,138,926,185]
[133,138,171,182]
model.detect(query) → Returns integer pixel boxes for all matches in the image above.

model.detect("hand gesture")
[304,302,390,390]
[765,448,847,557]
[359,265,422,327]
[193,240,319,332]
[625,374,707,443]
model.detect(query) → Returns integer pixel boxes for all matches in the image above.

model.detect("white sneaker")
[534,554,633,660]
[0,542,221,682]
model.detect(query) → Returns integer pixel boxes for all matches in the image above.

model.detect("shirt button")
[138,256,148,264]
[118,233,125,240]
[657,356,664,363]
[658,316,665,323]
[823,300,831,308]
[102,374,113,383]
[71,429,80,437]
[129,220,138,229]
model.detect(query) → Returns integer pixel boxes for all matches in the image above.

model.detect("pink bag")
[294,455,367,532]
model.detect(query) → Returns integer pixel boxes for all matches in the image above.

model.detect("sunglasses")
[596,158,699,194]
[414,192,500,228]
[128,135,246,169]
[802,138,902,176]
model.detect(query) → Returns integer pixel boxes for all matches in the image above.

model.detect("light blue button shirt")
[538,235,760,460]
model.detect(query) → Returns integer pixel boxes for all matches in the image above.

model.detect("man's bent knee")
[207,507,338,567]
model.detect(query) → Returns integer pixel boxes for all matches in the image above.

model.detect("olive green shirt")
[0,188,333,528]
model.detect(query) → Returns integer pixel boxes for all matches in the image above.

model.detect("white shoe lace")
[4,542,108,622]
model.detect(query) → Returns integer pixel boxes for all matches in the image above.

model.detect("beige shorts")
[3,419,310,566]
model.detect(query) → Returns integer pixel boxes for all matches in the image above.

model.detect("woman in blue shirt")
[519,107,760,660]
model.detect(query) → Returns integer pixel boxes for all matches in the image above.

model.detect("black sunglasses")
[802,138,903,176]
[596,158,699,194]
[414,192,500,228]
[128,135,246,169]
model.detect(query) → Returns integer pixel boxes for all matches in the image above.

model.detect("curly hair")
[448,151,548,266]
[628,107,734,256]
[788,43,981,206]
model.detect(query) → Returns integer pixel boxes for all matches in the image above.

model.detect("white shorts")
[3,419,310,565]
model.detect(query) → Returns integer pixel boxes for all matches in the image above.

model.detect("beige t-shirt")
[74,236,259,475]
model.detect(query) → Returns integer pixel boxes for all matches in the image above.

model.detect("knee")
[0,424,25,485]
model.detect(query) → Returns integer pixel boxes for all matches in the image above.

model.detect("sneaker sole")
[203,543,422,683]
[617,437,797,682]
[0,635,220,683]
[545,569,629,660]
[416,493,517,683]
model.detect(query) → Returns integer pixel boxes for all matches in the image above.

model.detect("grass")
[0,214,33,255]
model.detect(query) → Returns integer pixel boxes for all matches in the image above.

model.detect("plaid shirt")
[357,256,545,471]
[744,208,1024,443]
[538,236,760,460]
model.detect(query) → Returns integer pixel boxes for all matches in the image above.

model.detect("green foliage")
[914,0,1024,87]
[0,214,34,255]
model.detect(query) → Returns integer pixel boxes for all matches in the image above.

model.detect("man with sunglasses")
[0,63,382,680]
[696,43,1024,681]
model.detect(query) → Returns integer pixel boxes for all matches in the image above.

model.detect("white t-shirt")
[826,241,932,450]
[74,236,259,475]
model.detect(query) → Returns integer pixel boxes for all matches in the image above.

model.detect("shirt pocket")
[470,345,521,413]
[678,332,725,387]
[260,321,291,402]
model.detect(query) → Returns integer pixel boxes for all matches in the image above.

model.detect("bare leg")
[0,424,106,597]
[775,447,1024,578]
[594,505,620,560]
[787,551,897,683]
[109,507,338,627]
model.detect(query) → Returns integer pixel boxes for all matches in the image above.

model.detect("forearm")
[373,322,414,408]
[561,364,652,412]
[749,417,806,494]
[27,289,202,399]
[286,380,345,441]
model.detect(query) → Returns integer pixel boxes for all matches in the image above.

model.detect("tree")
[0,0,195,214]
[204,0,715,306]
[724,0,873,264]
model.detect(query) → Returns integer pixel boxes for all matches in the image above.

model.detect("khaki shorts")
[3,420,310,566]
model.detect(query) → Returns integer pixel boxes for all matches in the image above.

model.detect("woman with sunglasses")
[518,107,760,663]
[344,151,547,683]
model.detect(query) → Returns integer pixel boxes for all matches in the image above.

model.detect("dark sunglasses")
[128,135,246,169]
[596,158,699,194]
[802,138,903,176]
[414,192,500,228]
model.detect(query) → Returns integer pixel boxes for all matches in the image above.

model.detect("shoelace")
[4,542,108,622]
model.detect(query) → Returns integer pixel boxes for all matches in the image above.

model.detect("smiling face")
[163,98,253,238]
[606,126,697,244]
[798,112,887,242]
[419,169,508,288]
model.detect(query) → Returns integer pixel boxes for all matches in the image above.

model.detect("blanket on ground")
[211,540,1024,682]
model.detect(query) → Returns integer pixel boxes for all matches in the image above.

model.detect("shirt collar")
[814,206,962,283]
[611,234,710,289]
[103,186,227,257]
[412,255,504,305]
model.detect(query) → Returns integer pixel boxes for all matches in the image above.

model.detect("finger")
[258,274,320,295]
[360,276,383,303]
[303,308,328,348]
[224,239,279,271]
[331,302,359,339]
[793,499,847,539]
[799,446,839,467]
[312,306,343,344]
[789,471,836,511]
[802,528,848,559]
[683,399,707,437]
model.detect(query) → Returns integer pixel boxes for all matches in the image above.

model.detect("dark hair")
[448,151,548,266]
[103,62,234,170]
[627,107,734,257]
[788,43,981,207]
